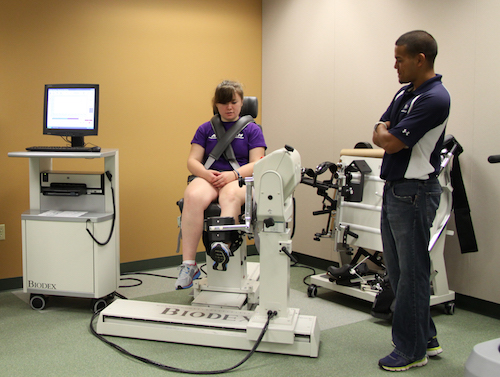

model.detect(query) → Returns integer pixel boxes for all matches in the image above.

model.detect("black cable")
[291,196,296,239]
[60,135,98,148]
[86,171,115,246]
[114,291,128,300]
[121,272,178,279]
[118,269,206,289]
[118,277,143,288]
[290,261,317,286]
[118,273,177,288]
[200,264,207,275]
[90,309,277,374]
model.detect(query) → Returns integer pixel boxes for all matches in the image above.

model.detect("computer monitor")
[43,84,99,147]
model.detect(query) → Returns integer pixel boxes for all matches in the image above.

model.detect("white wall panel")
[263,0,500,304]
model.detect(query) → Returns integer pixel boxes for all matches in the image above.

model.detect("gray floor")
[1,259,498,376]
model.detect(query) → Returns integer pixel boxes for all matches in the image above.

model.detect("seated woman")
[176,80,267,289]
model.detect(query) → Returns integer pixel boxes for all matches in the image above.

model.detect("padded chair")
[176,96,259,249]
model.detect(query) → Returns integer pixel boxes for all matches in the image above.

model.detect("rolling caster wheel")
[92,298,108,313]
[307,284,318,298]
[444,301,455,315]
[30,294,47,310]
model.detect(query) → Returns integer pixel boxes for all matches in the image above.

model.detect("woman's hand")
[187,145,234,188]
[209,170,237,189]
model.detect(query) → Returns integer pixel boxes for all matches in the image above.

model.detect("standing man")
[373,30,450,372]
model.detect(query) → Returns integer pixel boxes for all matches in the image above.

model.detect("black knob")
[264,218,275,227]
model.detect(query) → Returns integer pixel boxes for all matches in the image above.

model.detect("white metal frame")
[308,151,455,311]
[96,147,320,357]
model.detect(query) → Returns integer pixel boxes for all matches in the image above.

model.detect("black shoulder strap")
[204,114,254,170]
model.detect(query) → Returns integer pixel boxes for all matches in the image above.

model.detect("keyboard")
[26,146,101,153]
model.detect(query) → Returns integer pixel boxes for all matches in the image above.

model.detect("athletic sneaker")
[391,337,443,358]
[175,263,200,290]
[210,242,231,271]
[427,336,443,357]
[379,351,428,372]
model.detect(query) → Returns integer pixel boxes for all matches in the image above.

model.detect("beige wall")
[262,0,500,305]
[0,0,262,279]
[4,0,500,307]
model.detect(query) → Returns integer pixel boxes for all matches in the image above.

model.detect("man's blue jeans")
[381,178,441,361]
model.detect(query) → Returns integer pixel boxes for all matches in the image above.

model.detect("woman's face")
[215,94,243,122]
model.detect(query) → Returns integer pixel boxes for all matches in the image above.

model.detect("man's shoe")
[379,351,428,372]
[175,263,200,290]
[427,336,443,357]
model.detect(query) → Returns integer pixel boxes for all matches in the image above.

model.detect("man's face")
[394,44,419,84]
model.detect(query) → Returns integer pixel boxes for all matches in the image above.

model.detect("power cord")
[119,267,206,289]
[89,309,277,374]
[118,262,314,291]
[114,291,128,300]
[86,171,116,246]
[103,262,305,372]
[290,261,317,286]
[61,135,99,148]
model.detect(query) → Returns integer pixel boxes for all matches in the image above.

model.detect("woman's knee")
[219,184,245,206]
[184,181,217,207]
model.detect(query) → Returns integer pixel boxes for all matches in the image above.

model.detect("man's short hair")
[396,30,438,67]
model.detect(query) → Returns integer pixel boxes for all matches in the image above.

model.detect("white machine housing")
[8,149,120,312]
[308,147,455,311]
[96,146,320,357]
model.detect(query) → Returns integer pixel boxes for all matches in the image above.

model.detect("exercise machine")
[301,137,460,316]
[96,146,320,357]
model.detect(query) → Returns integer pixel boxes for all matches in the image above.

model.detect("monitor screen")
[43,84,99,147]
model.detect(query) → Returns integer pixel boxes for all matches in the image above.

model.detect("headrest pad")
[213,96,258,118]
[240,96,258,118]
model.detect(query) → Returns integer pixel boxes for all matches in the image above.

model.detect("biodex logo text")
[161,307,250,322]
[28,281,57,290]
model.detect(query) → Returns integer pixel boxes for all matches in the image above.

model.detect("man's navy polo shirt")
[379,74,451,181]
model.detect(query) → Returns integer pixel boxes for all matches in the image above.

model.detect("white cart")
[8,149,120,312]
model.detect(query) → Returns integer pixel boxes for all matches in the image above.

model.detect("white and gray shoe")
[175,263,200,290]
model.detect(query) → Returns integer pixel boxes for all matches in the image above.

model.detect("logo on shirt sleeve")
[402,129,410,137]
